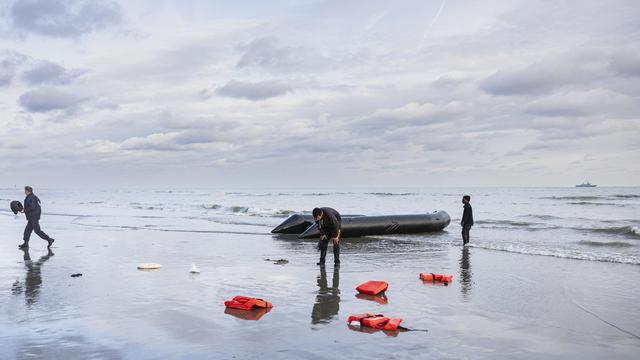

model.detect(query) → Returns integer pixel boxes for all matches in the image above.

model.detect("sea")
[1,186,638,265]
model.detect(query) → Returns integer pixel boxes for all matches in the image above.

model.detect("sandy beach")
[1,208,639,360]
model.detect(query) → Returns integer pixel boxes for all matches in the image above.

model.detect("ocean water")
[1,186,638,265]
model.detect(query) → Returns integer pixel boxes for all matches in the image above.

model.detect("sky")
[0,0,639,188]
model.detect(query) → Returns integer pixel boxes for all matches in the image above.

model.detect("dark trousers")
[461,225,471,245]
[318,238,340,264]
[23,219,51,243]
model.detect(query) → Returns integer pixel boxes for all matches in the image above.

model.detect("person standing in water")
[313,207,342,265]
[19,186,55,249]
[461,195,473,246]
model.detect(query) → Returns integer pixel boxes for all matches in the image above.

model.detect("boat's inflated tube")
[224,296,273,311]
[298,211,450,239]
[10,201,23,215]
[271,214,364,234]
[271,214,315,234]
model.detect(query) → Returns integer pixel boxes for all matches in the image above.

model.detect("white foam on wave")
[468,243,640,265]
[202,203,296,218]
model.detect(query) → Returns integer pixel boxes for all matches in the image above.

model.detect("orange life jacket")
[224,296,273,311]
[347,313,403,331]
[419,273,453,284]
[356,281,389,295]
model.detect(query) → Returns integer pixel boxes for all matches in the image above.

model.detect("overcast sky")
[1,0,639,188]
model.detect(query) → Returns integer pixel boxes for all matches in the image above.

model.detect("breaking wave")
[578,225,640,238]
[477,219,560,230]
[366,192,418,196]
[468,243,640,265]
[202,203,296,217]
[568,201,627,207]
[578,240,634,248]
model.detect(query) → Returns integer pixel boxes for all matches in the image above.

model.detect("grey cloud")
[215,79,292,100]
[479,60,578,96]
[22,60,83,85]
[19,87,84,112]
[0,51,27,86]
[610,49,640,77]
[354,101,468,134]
[524,89,639,119]
[11,0,122,37]
[236,36,328,72]
[118,131,233,152]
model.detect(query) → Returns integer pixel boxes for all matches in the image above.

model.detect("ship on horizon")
[576,181,597,188]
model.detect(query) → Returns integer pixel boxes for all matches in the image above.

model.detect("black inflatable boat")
[272,211,450,238]
[298,211,450,238]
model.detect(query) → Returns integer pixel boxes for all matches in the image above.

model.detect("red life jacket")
[419,273,453,284]
[224,296,273,311]
[347,313,403,331]
[356,281,389,295]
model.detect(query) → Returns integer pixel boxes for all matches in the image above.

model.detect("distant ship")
[576,181,597,188]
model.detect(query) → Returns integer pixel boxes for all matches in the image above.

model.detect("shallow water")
[1,187,639,359]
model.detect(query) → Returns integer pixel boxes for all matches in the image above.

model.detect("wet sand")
[1,214,640,359]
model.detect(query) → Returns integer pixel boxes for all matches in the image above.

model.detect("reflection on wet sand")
[224,307,272,321]
[347,324,401,337]
[311,265,340,324]
[12,248,54,307]
[355,292,388,305]
[459,247,472,300]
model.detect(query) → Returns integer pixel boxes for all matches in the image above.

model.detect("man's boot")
[18,241,29,249]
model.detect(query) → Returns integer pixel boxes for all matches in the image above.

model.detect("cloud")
[479,60,579,96]
[215,79,292,100]
[0,50,27,86]
[610,48,640,77]
[524,89,638,118]
[236,36,328,72]
[19,87,84,112]
[22,60,83,85]
[10,0,123,37]
[354,101,468,134]
[89,131,237,153]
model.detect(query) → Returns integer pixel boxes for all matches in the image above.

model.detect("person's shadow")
[459,247,472,301]
[311,264,340,324]
[12,248,54,307]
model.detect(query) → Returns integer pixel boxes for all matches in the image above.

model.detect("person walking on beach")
[18,186,55,249]
[461,195,473,246]
[313,207,342,265]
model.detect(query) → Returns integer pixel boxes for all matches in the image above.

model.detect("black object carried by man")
[10,201,24,215]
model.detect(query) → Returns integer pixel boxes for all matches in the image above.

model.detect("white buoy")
[189,264,200,274]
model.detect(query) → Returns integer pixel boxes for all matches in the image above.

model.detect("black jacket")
[461,203,473,227]
[317,207,342,239]
[24,193,42,221]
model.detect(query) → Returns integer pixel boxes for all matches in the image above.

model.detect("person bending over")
[313,207,342,265]
[461,195,473,246]
[19,186,55,249]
